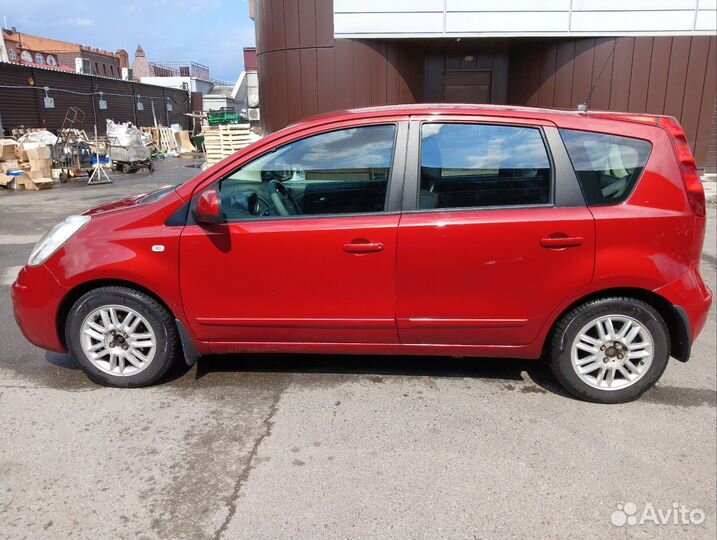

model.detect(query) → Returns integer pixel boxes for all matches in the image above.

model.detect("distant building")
[132,45,214,94]
[131,44,260,124]
[0,27,124,78]
[202,48,260,125]
[203,84,240,113]
[130,44,153,80]
[243,47,259,123]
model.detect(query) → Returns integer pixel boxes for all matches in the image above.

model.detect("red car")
[12,104,711,403]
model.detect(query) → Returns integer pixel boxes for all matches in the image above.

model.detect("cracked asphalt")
[0,159,715,540]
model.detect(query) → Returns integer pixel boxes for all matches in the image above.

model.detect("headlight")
[28,215,91,267]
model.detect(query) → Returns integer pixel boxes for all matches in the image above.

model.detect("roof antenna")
[578,38,619,112]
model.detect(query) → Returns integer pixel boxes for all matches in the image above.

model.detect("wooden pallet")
[203,124,253,165]
[140,126,179,153]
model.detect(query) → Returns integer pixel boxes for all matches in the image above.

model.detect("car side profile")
[12,104,712,403]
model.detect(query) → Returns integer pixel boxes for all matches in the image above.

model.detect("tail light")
[659,117,706,217]
[587,112,705,217]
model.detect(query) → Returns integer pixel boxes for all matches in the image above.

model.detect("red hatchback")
[12,105,712,403]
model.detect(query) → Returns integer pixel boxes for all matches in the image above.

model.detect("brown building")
[1,27,123,78]
[251,0,716,173]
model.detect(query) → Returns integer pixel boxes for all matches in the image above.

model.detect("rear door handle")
[343,241,384,254]
[540,236,584,248]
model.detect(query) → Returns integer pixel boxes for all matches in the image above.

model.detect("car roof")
[297,103,582,124]
[349,103,583,116]
[291,103,661,131]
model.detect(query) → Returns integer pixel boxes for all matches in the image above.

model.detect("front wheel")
[549,297,670,403]
[66,286,179,387]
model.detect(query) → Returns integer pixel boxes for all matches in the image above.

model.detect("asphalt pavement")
[0,159,715,540]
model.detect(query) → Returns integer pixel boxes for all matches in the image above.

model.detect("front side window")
[560,129,652,206]
[34,53,45,64]
[219,124,396,220]
[20,50,32,63]
[46,55,57,66]
[8,49,17,61]
[419,123,551,210]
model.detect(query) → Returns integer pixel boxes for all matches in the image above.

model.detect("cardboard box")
[1,172,23,190]
[13,171,52,190]
[0,139,18,161]
[25,145,52,160]
[29,178,53,190]
[15,147,27,162]
[29,158,52,173]
[0,173,14,187]
[1,160,20,173]
[28,170,54,181]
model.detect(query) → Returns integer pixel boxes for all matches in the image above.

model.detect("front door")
[397,120,595,346]
[443,71,491,103]
[180,122,406,345]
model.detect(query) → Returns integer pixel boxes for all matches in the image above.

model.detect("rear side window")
[419,123,551,210]
[560,129,652,206]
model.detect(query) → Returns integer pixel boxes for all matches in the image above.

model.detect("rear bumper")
[11,264,69,352]
[655,266,712,347]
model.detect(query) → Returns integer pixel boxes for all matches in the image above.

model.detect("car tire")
[549,297,669,404]
[66,286,179,387]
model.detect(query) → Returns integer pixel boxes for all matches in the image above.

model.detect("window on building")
[560,129,652,206]
[34,53,45,64]
[46,55,57,66]
[219,125,397,220]
[20,50,33,63]
[95,62,99,74]
[419,123,552,209]
[110,65,114,76]
[8,49,17,61]
[103,64,107,75]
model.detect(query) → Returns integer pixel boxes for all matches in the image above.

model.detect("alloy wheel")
[570,314,654,391]
[80,305,157,376]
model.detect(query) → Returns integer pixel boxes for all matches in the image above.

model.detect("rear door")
[396,117,595,346]
[180,121,407,345]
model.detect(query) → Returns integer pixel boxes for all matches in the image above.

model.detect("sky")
[1,0,256,83]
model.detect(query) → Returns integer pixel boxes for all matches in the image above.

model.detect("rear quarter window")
[559,129,652,206]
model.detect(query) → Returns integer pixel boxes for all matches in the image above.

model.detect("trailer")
[108,142,153,174]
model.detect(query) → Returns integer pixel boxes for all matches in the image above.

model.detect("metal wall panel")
[255,2,716,170]
[93,78,138,132]
[255,0,423,133]
[0,63,190,135]
[334,0,716,37]
[507,36,717,171]
[32,69,95,132]
[0,63,41,131]
[132,83,165,128]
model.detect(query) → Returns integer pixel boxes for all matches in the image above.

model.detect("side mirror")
[194,189,223,225]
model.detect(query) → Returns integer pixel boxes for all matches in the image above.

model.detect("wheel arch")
[546,287,690,362]
[56,278,178,349]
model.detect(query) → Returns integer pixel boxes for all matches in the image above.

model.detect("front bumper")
[11,264,69,352]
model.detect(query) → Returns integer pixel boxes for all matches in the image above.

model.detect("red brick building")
[1,27,123,78]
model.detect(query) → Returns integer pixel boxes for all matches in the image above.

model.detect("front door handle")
[540,235,584,248]
[343,241,384,254]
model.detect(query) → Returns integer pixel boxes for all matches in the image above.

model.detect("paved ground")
[0,160,715,540]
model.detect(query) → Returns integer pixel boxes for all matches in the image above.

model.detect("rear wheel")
[66,286,179,387]
[549,297,669,403]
